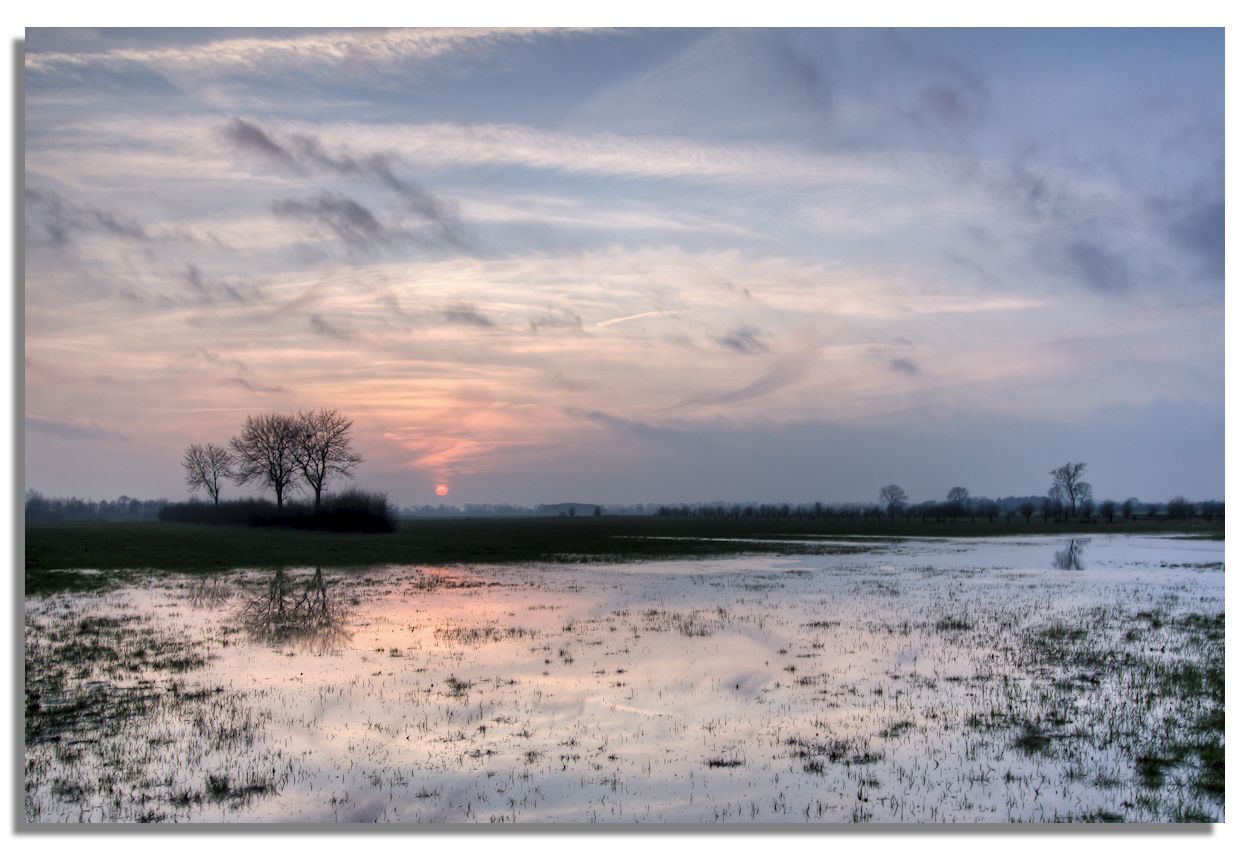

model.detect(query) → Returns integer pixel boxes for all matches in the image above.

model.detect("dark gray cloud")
[772,37,835,115]
[995,155,1140,295]
[947,252,1003,289]
[25,186,221,260]
[1060,240,1131,293]
[885,30,987,133]
[772,29,988,149]
[996,146,1224,297]
[273,192,393,251]
[224,117,299,172]
[907,83,981,133]
[183,263,257,304]
[228,118,471,251]
[377,293,408,318]
[530,308,584,334]
[1168,196,1224,282]
[309,313,354,341]
[293,134,470,250]
[583,409,676,440]
[224,377,288,394]
[25,186,152,247]
[1003,154,1062,222]
[715,325,769,355]
[684,351,814,409]
[889,357,921,375]
[26,415,129,442]
[197,348,251,375]
[441,303,496,327]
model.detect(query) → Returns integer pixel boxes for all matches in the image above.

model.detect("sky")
[22,27,1225,506]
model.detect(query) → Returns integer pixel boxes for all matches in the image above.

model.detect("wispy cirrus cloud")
[26,415,130,442]
[26,28,599,76]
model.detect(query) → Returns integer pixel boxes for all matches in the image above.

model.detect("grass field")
[23,515,1223,595]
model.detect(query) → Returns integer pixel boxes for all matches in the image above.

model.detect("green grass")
[23,515,1223,594]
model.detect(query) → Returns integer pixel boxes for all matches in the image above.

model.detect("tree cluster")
[183,409,363,508]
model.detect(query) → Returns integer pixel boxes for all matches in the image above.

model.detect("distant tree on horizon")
[946,486,970,520]
[1050,462,1092,518]
[181,443,233,505]
[879,484,908,521]
[1122,498,1139,522]
[1099,499,1117,523]
[1167,496,1194,519]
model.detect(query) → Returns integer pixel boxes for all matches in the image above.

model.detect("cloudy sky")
[23,27,1224,505]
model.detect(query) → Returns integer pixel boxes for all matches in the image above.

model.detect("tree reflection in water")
[1052,538,1088,571]
[240,566,350,652]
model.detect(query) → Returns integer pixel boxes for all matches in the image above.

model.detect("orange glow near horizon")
[435,484,449,497]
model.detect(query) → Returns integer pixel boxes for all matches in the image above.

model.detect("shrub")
[158,489,396,533]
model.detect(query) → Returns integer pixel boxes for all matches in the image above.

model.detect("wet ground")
[24,534,1224,823]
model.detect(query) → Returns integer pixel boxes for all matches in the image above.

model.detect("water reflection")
[188,576,234,608]
[23,534,1227,823]
[1052,538,1088,570]
[240,566,350,652]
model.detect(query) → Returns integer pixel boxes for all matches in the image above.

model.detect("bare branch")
[293,408,364,510]
[182,442,234,505]
[229,413,303,507]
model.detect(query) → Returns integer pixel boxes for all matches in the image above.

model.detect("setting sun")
[434,484,449,497]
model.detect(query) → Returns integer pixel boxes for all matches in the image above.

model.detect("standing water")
[24,535,1224,823]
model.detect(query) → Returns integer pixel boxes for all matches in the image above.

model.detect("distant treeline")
[158,489,396,533]
[24,491,169,523]
[26,491,1223,526]
[25,489,397,532]
[398,502,650,518]
[652,496,1224,523]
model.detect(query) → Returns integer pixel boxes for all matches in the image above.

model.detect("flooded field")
[24,534,1224,823]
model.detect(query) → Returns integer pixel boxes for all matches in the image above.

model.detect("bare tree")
[182,443,233,505]
[1050,462,1092,518]
[1052,538,1086,571]
[1019,501,1035,524]
[1047,485,1066,521]
[1121,498,1139,523]
[946,486,970,521]
[879,484,908,521]
[1099,499,1117,523]
[1167,496,1194,519]
[230,413,303,507]
[294,409,363,510]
